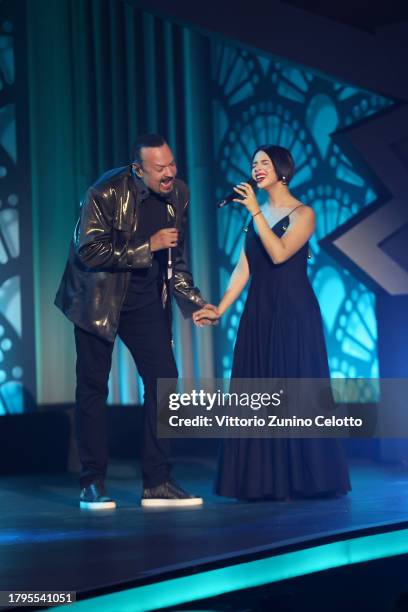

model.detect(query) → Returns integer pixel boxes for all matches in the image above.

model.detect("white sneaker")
[79,481,116,510]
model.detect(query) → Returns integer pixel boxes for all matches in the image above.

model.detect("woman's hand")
[233,182,261,216]
[193,305,220,327]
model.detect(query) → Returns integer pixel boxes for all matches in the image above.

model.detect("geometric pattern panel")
[379,221,408,273]
[0,8,33,413]
[322,104,408,297]
[212,44,393,384]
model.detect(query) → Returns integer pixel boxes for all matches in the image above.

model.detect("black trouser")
[74,299,178,489]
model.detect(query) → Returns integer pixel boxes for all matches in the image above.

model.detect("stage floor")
[1,459,408,597]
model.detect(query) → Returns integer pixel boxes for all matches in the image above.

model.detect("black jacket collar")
[131,170,179,209]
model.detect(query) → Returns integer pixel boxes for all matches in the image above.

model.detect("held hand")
[150,228,179,252]
[202,303,219,315]
[192,305,220,327]
[232,183,260,215]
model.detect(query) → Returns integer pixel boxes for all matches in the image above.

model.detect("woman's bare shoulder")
[288,201,315,233]
[291,200,315,220]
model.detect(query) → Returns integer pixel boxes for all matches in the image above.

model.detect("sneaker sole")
[80,501,116,510]
[141,498,203,508]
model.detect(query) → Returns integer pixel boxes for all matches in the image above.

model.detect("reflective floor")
[1,459,408,595]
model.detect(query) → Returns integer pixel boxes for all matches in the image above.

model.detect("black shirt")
[121,190,170,311]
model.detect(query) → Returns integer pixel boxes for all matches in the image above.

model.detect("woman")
[194,145,350,500]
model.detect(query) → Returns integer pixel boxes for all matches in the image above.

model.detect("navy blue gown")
[215,211,351,500]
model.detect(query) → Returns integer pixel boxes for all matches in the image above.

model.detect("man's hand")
[193,304,220,327]
[150,228,179,252]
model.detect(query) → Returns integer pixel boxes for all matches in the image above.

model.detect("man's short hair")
[131,134,167,166]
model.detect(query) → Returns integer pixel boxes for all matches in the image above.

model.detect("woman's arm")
[218,248,250,315]
[193,247,250,325]
[233,182,315,264]
[254,206,315,264]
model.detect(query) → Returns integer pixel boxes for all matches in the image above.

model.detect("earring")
[281,176,287,185]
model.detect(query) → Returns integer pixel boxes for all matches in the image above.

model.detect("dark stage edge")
[1,459,408,609]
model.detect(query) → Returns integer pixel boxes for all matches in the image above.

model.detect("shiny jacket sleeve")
[74,187,152,270]
[172,189,207,318]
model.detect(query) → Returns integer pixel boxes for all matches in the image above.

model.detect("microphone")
[166,203,176,280]
[167,247,172,280]
[217,177,258,209]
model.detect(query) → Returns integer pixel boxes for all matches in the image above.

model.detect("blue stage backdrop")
[211,42,393,381]
[1,1,397,408]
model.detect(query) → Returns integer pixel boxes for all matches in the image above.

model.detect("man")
[55,134,217,509]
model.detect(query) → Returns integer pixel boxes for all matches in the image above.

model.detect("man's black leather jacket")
[55,165,206,342]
